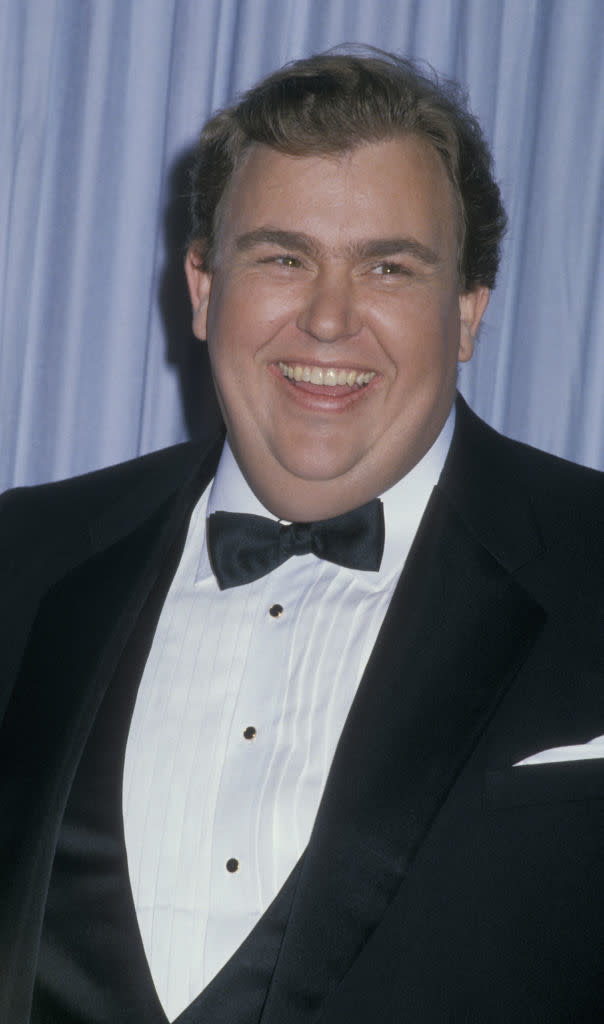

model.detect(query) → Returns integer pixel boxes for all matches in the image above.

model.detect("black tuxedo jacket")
[1,396,603,1023]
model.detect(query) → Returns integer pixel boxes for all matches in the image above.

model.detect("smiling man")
[1,48,604,1024]
[186,136,486,522]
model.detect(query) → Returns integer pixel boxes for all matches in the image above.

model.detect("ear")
[458,285,490,363]
[184,245,212,341]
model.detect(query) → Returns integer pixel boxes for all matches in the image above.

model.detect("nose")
[296,267,362,343]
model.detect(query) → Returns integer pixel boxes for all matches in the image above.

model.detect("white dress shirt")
[122,408,454,1021]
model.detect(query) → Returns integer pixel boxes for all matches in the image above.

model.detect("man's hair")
[189,47,507,290]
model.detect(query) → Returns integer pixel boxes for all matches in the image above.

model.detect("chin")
[275,453,358,485]
[270,432,361,476]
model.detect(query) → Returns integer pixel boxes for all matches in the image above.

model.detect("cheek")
[411,292,462,368]
[379,300,457,371]
[208,278,292,359]
[206,291,254,387]
[207,323,269,436]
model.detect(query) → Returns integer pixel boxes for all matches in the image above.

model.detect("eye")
[259,253,303,269]
[278,255,302,268]
[372,261,411,276]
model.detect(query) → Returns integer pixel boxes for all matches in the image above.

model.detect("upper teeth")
[278,362,376,387]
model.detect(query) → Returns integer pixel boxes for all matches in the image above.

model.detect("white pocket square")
[514,734,604,766]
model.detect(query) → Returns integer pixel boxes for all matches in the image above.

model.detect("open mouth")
[278,362,376,388]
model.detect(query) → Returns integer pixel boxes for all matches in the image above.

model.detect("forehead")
[217,135,460,258]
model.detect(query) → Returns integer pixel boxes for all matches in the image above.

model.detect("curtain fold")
[1,0,602,488]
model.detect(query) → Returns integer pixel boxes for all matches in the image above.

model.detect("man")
[1,49,603,1024]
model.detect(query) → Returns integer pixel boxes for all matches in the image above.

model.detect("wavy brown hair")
[189,47,506,290]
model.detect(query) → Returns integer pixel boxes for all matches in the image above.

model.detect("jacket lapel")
[0,439,222,1024]
[260,405,547,1023]
[3,440,221,782]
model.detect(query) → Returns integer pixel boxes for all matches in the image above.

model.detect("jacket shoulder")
[0,437,222,558]
[444,397,604,566]
[464,404,604,523]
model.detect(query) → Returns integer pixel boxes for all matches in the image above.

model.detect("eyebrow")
[235,228,441,267]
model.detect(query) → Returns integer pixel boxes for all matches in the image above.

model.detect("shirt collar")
[378,402,454,580]
[196,404,455,585]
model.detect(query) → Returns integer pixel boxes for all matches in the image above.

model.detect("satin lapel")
[2,442,219,802]
[0,441,221,1024]
[261,485,546,1024]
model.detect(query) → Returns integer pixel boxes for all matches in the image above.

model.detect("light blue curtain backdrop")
[1,0,603,490]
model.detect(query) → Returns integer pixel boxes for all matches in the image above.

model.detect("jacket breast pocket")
[483,759,604,809]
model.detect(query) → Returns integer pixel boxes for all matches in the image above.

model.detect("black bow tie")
[207,499,385,590]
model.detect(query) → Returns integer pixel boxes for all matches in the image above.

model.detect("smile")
[278,362,376,387]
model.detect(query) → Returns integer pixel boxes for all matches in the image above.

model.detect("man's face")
[186,136,489,520]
